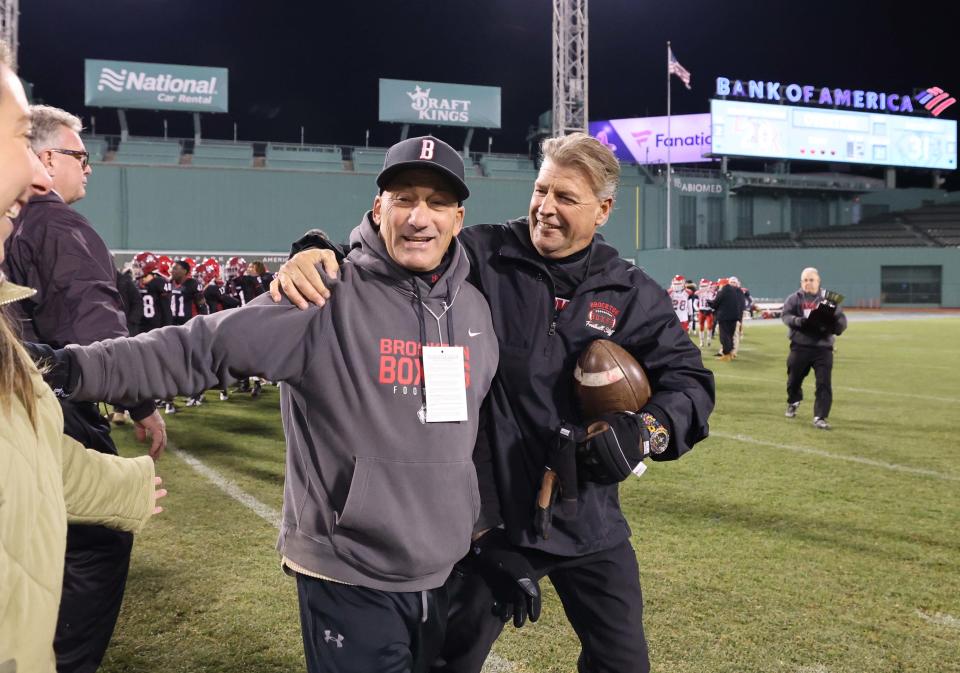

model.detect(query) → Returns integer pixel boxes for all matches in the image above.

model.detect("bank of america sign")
[85,59,229,113]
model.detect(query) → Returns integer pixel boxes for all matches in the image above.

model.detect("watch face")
[650,431,669,454]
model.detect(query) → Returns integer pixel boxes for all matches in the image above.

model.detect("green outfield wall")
[73,162,959,307]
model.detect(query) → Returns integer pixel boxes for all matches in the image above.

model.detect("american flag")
[668,47,692,90]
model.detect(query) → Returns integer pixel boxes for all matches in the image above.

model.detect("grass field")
[100,315,960,673]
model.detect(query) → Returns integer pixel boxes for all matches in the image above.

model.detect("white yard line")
[916,610,960,629]
[716,372,960,404]
[710,432,960,482]
[170,445,282,528]
[170,443,518,672]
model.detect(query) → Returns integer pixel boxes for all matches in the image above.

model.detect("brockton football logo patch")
[585,301,620,336]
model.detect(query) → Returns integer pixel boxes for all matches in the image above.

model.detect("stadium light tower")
[0,0,17,67]
[552,0,588,136]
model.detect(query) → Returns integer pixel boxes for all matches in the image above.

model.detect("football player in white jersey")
[695,277,716,348]
[668,275,692,332]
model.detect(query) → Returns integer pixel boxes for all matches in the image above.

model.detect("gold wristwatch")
[639,411,669,456]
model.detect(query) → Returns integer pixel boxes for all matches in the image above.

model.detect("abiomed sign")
[85,60,229,113]
[379,79,501,129]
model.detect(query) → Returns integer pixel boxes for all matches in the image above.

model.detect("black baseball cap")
[377,135,470,201]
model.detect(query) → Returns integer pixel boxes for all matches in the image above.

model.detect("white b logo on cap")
[419,139,435,160]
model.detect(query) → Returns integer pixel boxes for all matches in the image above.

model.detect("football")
[573,340,652,420]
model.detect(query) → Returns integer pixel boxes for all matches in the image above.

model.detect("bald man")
[781,267,847,429]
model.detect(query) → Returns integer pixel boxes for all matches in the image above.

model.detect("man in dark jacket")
[274,133,716,673]
[712,277,746,361]
[781,267,847,429]
[116,266,142,337]
[1,104,165,673]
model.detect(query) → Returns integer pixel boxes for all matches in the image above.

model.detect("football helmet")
[197,258,222,286]
[156,255,173,279]
[225,256,247,281]
[132,251,159,281]
[671,275,686,292]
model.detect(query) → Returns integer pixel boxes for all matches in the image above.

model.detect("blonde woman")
[0,41,165,673]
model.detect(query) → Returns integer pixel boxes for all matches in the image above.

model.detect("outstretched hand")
[134,411,167,461]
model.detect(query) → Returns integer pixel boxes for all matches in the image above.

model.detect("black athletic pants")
[786,344,834,419]
[718,320,738,355]
[54,400,133,673]
[297,574,448,673]
[431,538,649,673]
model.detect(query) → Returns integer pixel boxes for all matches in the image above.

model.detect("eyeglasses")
[48,148,90,169]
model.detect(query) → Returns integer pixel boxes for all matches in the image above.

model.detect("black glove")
[534,423,581,539]
[22,342,79,398]
[470,529,541,627]
[576,412,645,484]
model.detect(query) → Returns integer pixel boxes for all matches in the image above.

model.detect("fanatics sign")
[85,59,229,113]
[589,114,714,165]
[378,79,501,129]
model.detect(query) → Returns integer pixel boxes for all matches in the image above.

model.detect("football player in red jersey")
[695,278,716,349]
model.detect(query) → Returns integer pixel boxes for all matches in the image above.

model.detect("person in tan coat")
[0,40,164,673]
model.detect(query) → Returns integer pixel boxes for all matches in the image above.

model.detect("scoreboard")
[711,99,956,170]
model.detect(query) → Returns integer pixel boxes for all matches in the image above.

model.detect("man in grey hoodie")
[49,136,501,673]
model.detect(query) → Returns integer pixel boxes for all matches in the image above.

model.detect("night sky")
[17,0,958,184]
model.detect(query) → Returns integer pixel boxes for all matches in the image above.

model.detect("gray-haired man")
[781,267,847,429]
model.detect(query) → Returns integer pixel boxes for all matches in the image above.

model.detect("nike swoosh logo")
[468,329,483,337]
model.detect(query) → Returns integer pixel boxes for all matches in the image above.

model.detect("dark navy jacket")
[712,284,746,321]
[3,192,126,347]
[458,220,715,556]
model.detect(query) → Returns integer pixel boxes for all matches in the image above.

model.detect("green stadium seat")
[353,148,388,173]
[478,155,537,178]
[191,142,254,168]
[114,139,183,165]
[265,144,343,172]
[80,136,108,163]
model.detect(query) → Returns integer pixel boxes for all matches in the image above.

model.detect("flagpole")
[666,41,672,250]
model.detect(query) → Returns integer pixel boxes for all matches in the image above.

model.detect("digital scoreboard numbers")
[711,99,956,170]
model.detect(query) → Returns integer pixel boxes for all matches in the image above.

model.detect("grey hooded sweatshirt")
[66,213,499,592]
